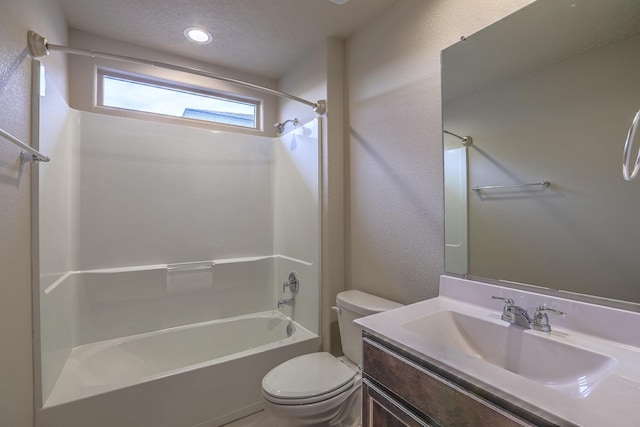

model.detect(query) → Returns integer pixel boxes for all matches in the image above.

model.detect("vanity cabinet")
[362,335,551,427]
[362,378,431,427]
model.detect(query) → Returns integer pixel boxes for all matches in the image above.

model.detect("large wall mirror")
[443,0,640,305]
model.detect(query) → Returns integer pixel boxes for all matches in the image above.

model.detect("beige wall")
[0,1,67,425]
[345,0,533,304]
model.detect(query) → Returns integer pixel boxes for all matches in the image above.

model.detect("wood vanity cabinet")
[362,335,557,427]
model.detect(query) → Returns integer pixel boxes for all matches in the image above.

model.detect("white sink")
[355,276,640,426]
[401,310,615,396]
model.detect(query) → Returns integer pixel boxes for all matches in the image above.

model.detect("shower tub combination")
[35,81,322,425]
[37,257,320,427]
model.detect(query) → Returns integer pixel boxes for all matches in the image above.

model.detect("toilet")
[261,290,402,427]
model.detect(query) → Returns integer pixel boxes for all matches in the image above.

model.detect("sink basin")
[401,310,615,397]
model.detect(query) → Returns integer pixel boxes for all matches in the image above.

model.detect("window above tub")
[97,70,260,130]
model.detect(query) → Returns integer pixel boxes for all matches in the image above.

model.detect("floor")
[223,407,363,427]
[222,410,278,427]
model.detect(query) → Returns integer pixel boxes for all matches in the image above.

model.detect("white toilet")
[261,290,402,427]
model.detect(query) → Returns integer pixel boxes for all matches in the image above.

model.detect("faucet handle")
[535,305,566,317]
[282,271,300,294]
[532,305,566,332]
[491,296,515,306]
[492,296,515,322]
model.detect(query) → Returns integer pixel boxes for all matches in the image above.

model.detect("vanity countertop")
[356,275,640,427]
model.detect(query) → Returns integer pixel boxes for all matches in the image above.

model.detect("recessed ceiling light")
[329,0,350,4]
[184,27,212,44]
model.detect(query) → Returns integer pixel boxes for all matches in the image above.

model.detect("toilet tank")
[335,290,402,366]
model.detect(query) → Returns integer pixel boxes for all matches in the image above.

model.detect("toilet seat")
[262,352,358,405]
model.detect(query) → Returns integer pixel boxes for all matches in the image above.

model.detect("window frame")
[96,69,262,131]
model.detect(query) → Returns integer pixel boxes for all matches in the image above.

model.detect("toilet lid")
[262,352,357,402]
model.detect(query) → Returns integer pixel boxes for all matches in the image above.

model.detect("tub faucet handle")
[282,271,299,294]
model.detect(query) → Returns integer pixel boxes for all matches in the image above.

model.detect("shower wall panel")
[76,112,274,270]
[39,74,81,288]
[273,119,321,333]
[38,74,81,406]
[70,257,275,346]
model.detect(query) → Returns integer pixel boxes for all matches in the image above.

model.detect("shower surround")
[36,96,321,426]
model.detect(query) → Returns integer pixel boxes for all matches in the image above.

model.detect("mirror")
[442,0,640,305]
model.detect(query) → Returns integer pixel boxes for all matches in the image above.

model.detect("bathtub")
[37,310,320,427]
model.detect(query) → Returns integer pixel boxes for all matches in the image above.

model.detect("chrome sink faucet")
[492,296,532,329]
[492,296,566,332]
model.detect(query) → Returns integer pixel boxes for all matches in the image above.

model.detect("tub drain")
[286,321,294,337]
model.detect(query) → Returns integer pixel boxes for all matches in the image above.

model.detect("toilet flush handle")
[331,306,341,315]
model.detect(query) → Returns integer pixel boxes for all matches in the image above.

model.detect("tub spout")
[278,298,295,309]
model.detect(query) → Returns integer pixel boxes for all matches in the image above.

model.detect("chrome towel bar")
[622,109,640,182]
[0,127,50,163]
[472,181,550,192]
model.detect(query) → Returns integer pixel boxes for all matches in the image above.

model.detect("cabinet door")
[363,379,436,427]
[363,338,537,427]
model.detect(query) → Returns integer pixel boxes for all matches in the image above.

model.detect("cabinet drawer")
[363,338,535,427]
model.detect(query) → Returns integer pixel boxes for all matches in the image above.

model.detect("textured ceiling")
[59,0,396,79]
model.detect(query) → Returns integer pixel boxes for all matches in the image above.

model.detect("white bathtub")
[37,310,320,427]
